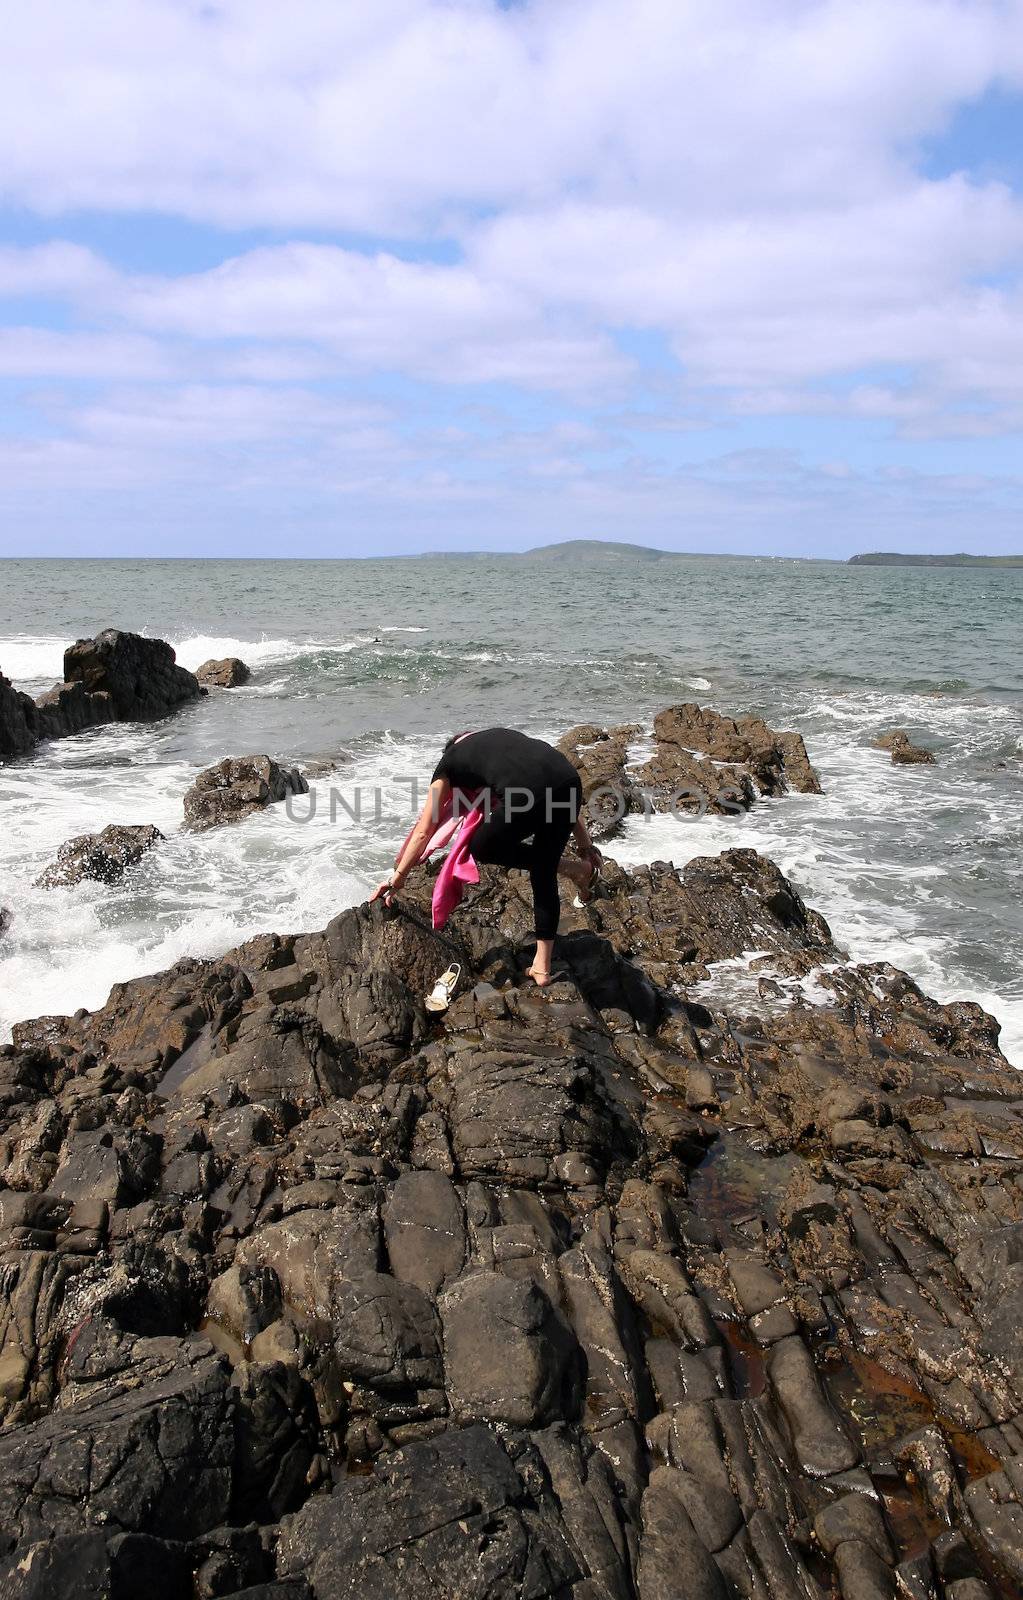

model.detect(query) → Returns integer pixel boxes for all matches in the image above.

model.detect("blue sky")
[1,0,1023,559]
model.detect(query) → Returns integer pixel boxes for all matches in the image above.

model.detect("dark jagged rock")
[0,828,1021,1597]
[35,823,165,889]
[33,676,115,741]
[557,721,644,838]
[37,630,202,740]
[0,671,38,758]
[0,1342,235,1541]
[2,632,202,758]
[197,657,251,688]
[276,1424,607,1598]
[439,1271,578,1426]
[0,905,10,941]
[877,728,937,765]
[61,630,201,721]
[183,756,309,832]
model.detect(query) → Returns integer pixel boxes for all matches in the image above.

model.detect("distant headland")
[419,539,755,561]
[849,551,1023,568]
[524,538,673,560]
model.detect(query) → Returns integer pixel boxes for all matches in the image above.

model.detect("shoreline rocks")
[1,631,203,759]
[0,673,38,757]
[183,755,309,832]
[35,824,165,889]
[196,656,251,688]
[1,836,1021,1598]
[560,702,822,838]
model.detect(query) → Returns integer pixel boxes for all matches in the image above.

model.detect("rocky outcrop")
[196,657,251,688]
[647,702,822,795]
[35,824,165,889]
[877,728,937,765]
[0,836,1020,1597]
[558,721,643,838]
[560,702,822,838]
[0,906,10,941]
[183,755,309,832]
[36,630,202,740]
[1,632,203,759]
[0,672,38,758]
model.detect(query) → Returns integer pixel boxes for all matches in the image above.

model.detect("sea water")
[1,554,1020,1061]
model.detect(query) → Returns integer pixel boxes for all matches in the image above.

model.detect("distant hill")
[417,538,681,561]
[417,539,813,562]
[850,551,1023,568]
[522,538,673,561]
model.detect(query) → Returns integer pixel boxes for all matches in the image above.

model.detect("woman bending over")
[371,727,600,986]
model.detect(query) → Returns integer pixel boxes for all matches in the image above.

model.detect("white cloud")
[2,1,1022,231]
[0,240,629,394]
[2,0,1023,547]
[0,327,175,381]
[119,243,629,391]
[0,242,118,298]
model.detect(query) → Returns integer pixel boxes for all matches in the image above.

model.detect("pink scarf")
[396,789,485,929]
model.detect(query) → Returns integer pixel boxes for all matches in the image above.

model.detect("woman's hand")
[370,778,445,908]
[369,872,403,905]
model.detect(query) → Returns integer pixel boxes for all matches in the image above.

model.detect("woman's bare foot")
[526,963,555,987]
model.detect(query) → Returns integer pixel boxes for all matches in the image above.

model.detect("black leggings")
[469,781,580,940]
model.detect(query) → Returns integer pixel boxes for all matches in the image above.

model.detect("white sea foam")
[0,630,378,688]
[171,633,373,670]
[0,634,68,685]
[0,729,430,1042]
[689,954,844,1015]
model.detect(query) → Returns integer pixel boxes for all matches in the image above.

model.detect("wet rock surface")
[183,756,309,832]
[35,823,165,889]
[877,729,937,766]
[1,829,1022,1597]
[0,672,39,758]
[1,631,202,758]
[197,657,252,688]
[559,701,821,838]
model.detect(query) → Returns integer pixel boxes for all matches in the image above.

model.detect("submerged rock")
[877,727,937,765]
[0,819,1021,1596]
[196,656,251,688]
[182,754,309,831]
[35,823,164,889]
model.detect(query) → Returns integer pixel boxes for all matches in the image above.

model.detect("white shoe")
[425,963,462,1012]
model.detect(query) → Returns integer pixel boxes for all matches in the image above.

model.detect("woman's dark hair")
[443,731,470,753]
